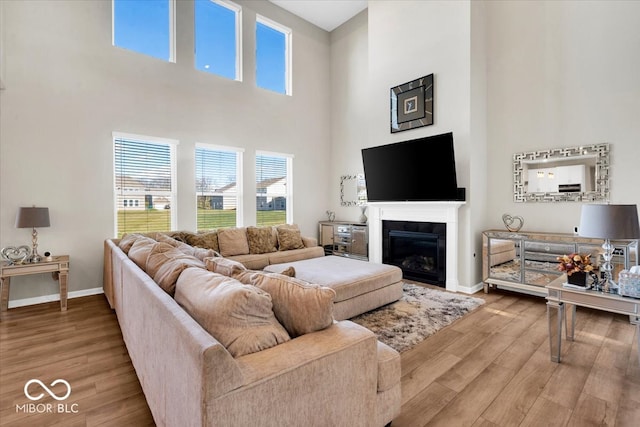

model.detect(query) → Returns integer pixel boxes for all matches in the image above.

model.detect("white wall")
[0,0,331,301]
[485,0,640,233]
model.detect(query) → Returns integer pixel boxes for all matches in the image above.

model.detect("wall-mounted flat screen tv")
[361,132,462,202]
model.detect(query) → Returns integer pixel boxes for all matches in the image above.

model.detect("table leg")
[547,300,564,363]
[636,322,640,367]
[57,271,68,311]
[565,303,576,341]
[0,276,10,313]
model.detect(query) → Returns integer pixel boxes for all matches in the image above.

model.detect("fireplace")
[383,220,446,286]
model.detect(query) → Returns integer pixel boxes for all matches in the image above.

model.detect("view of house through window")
[112,0,175,62]
[195,145,243,230]
[113,133,177,238]
[195,0,241,80]
[256,16,291,95]
[255,152,292,226]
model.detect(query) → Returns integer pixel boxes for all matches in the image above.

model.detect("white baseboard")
[457,282,485,295]
[7,287,104,309]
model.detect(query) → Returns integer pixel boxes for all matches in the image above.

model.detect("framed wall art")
[390,74,433,133]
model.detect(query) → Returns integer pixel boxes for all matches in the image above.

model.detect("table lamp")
[15,207,50,263]
[579,204,640,293]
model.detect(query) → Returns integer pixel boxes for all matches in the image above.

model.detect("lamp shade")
[15,207,50,228]
[578,204,640,240]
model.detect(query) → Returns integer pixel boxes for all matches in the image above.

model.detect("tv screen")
[361,132,459,202]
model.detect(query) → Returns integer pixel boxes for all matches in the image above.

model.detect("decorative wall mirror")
[513,143,610,202]
[340,174,367,206]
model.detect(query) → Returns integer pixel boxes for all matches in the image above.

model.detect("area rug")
[350,283,485,353]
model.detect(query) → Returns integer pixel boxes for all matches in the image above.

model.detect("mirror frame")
[340,174,367,206]
[513,143,610,202]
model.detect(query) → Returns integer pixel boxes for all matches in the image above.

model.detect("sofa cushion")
[185,231,219,252]
[248,272,335,337]
[146,243,205,296]
[276,225,305,251]
[218,227,250,257]
[205,257,247,277]
[127,236,158,269]
[247,226,278,254]
[118,233,146,254]
[157,233,218,261]
[175,268,290,357]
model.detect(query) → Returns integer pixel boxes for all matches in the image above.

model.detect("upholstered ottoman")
[264,256,404,320]
[489,239,517,267]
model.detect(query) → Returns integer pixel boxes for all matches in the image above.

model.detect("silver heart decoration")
[1,245,32,264]
[502,214,524,232]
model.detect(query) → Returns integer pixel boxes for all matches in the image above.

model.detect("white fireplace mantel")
[367,201,465,293]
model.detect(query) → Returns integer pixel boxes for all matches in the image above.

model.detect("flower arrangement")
[557,253,594,276]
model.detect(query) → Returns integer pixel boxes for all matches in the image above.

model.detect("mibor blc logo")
[16,379,79,414]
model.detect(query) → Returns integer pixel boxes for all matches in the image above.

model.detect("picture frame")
[390,74,434,133]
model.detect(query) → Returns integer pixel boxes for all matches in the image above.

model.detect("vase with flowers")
[557,253,598,288]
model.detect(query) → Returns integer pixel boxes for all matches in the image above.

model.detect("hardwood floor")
[1,289,638,426]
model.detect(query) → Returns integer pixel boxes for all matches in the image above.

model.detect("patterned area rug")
[350,283,485,353]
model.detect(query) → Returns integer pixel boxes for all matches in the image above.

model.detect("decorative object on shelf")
[579,204,640,294]
[502,213,524,232]
[390,74,433,133]
[1,245,32,265]
[44,251,53,262]
[557,253,596,289]
[326,210,335,222]
[15,206,50,263]
[359,206,368,224]
[618,266,640,298]
[513,143,610,203]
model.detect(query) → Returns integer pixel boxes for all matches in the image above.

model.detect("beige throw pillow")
[146,243,205,295]
[205,257,247,277]
[157,233,218,261]
[127,236,158,269]
[217,227,250,256]
[175,268,290,357]
[249,272,335,337]
[276,225,304,251]
[118,233,146,254]
[246,226,278,254]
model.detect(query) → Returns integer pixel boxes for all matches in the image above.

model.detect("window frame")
[112,131,179,238]
[194,0,243,81]
[255,150,294,225]
[195,143,244,229]
[112,0,177,63]
[255,15,292,96]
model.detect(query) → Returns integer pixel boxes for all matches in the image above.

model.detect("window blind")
[114,135,176,237]
[256,153,290,226]
[196,146,240,230]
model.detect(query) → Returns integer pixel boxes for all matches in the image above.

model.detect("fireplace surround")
[368,201,465,292]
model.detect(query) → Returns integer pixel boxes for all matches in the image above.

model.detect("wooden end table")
[546,274,640,365]
[0,255,70,314]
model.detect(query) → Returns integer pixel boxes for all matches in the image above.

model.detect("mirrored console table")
[482,230,638,295]
[319,221,368,261]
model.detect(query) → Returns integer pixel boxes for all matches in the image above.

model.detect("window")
[256,16,291,95]
[113,133,178,238]
[255,151,293,226]
[113,0,175,62]
[195,0,242,80]
[195,144,243,230]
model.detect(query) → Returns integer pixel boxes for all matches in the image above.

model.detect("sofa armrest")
[302,236,318,248]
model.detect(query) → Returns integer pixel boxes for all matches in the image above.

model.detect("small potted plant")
[557,253,597,287]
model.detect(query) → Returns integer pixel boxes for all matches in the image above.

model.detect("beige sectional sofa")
[103,231,401,427]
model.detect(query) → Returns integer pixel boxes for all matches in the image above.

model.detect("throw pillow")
[249,272,335,337]
[246,226,278,254]
[127,236,158,269]
[157,233,218,261]
[175,268,290,357]
[185,231,219,252]
[146,243,205,296]
[118,233,146,254]
[205,257,247,277]
[217,227,250,257]
[276,225,305,251]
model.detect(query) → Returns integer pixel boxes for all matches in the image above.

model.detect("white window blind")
[195,145,243,230]
[256,152,292,226]
[113,133,177,238]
